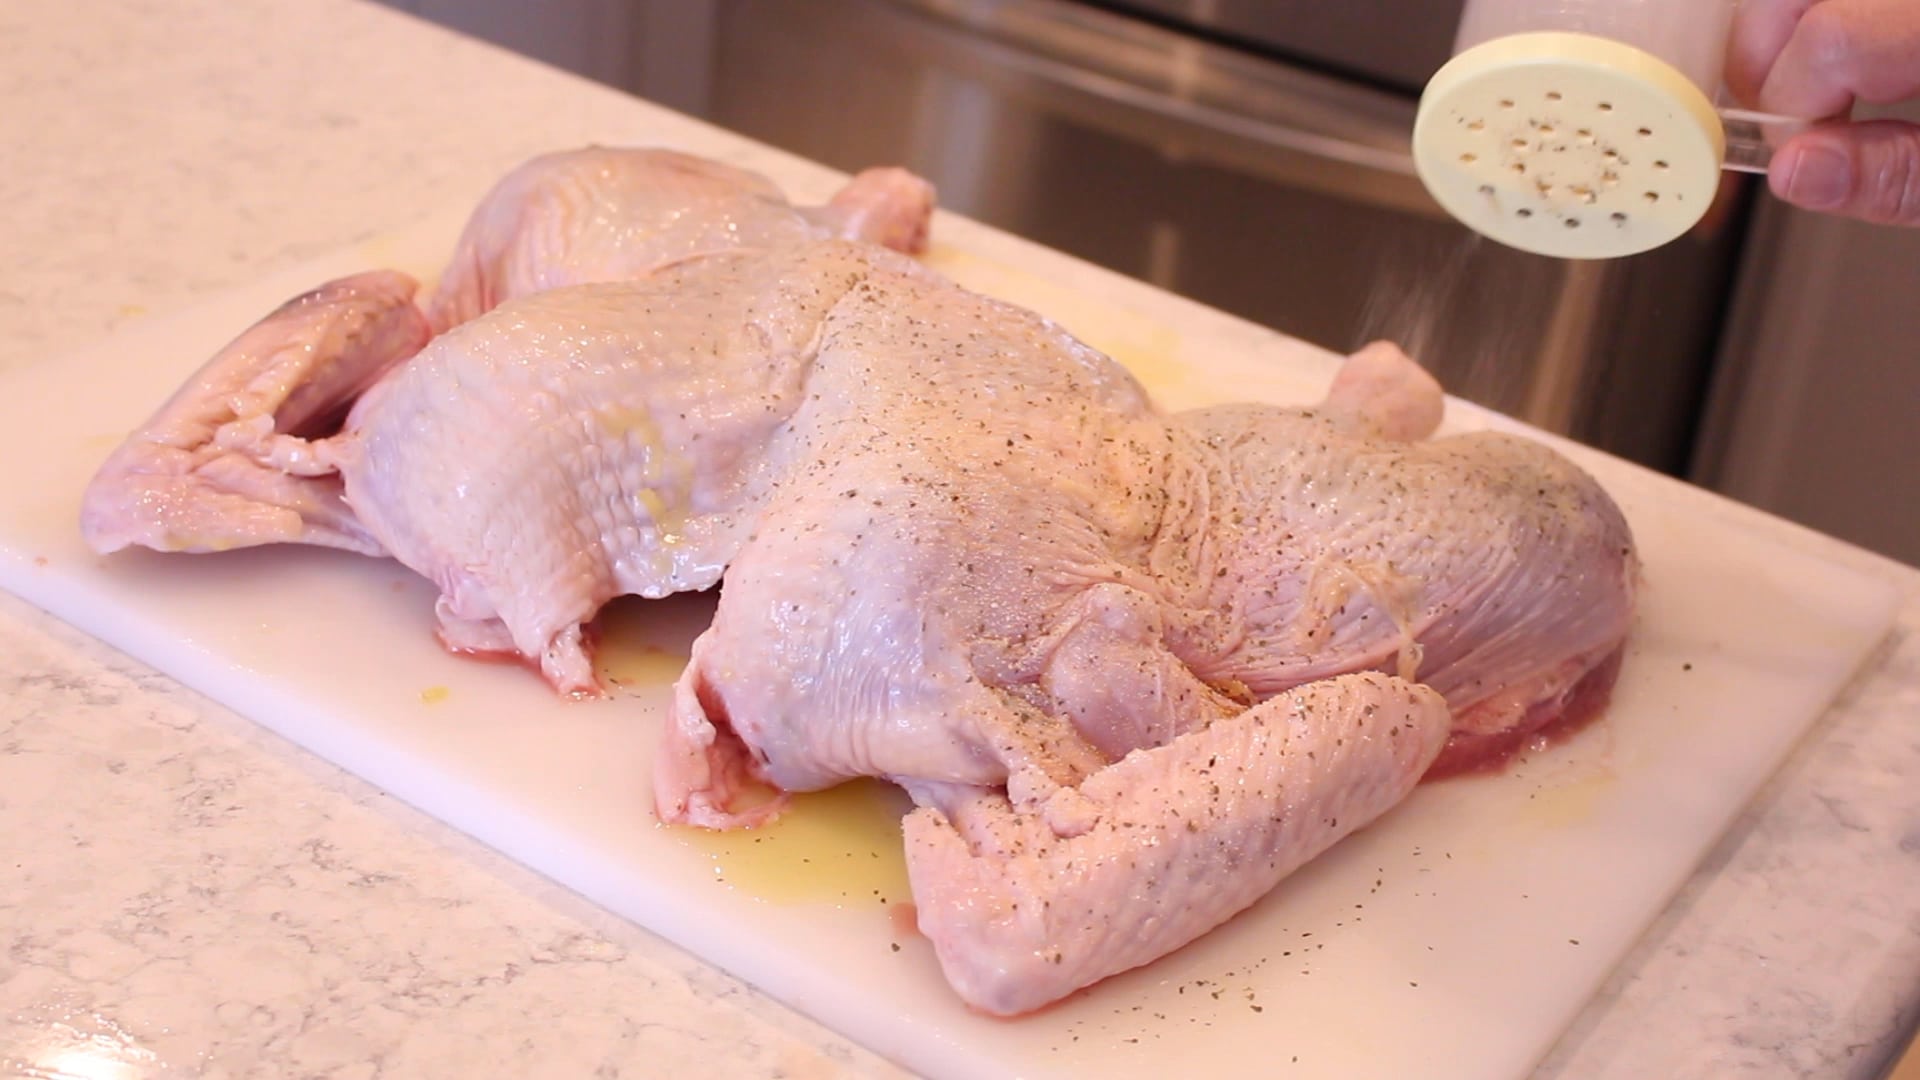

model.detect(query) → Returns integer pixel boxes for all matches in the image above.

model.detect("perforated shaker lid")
[1412,31,1725,259]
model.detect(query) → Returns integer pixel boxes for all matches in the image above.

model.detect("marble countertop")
[1,2,1915,1077]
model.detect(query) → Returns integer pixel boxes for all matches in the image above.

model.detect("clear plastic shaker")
[1412,0,1805,258]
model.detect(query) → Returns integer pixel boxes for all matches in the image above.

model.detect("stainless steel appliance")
[1097,0,1467,90]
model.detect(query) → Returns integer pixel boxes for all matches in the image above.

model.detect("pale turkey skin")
[656,265,1637,827]
[77,145,1643,1020]
[78,270,432,557]
[1169,402,1636,759]
[638,254,1633,1014]
[905,672,1450,1017]
[329,244,920,691]
[657,259,1179,822]
[425,145,934,331]
[80,147,936,602]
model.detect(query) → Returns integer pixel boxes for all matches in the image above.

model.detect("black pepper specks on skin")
[456,225,1646,1020]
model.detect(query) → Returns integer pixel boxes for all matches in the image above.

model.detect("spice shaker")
[1412,0,1804,258]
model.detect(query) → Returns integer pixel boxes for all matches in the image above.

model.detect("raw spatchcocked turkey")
[79,146,1637,1016]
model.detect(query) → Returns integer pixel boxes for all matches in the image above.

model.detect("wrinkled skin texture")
[78,270,432,556]
[633,253,1632,1012]
[656,302,1635,830]
[81,146,1638,1017]
[332,244,925,690]
[81,147,935,582]
[426,145,935,331]
[905,672,1450,1016]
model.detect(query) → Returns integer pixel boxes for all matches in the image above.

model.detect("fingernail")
[1781,143,1852,210]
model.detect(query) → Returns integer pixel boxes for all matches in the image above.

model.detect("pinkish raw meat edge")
[78,145,1638,1016]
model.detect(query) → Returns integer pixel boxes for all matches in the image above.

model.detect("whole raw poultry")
[79,146,1638,1016]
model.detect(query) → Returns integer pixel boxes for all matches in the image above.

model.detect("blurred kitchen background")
[375,0,1920,567]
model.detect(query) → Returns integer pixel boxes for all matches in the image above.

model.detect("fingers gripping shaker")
[1412,0,1802,258]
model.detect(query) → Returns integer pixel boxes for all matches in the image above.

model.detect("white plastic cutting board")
[0,145,1900,1080]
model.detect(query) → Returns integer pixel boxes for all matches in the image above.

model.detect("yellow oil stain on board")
[1520,763,1618,829]
[591,593,716,688]
[667,778,914,907]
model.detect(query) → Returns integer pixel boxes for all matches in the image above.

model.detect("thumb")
[1770,120,1920,225]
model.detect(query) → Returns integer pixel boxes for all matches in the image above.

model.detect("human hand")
[1727,0,1920,224]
